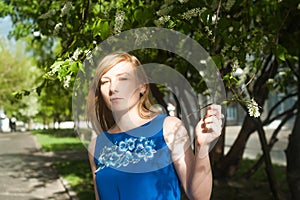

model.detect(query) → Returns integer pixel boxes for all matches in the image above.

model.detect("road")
[225,126,289,166]
[0,132,71,200]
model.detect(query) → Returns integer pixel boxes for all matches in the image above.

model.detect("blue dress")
[93,114,181,200]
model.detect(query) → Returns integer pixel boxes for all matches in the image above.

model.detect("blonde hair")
[87,51,155,133]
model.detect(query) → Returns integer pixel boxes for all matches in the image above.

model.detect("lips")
[110,97,123,102]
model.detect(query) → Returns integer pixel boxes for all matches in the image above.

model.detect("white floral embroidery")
[95,137,157,172]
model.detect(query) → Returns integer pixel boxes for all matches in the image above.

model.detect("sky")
[0,16,12,37]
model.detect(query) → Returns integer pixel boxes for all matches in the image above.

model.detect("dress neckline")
[106,114,164,135]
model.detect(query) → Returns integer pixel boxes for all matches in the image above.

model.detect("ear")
[139,84,147,94]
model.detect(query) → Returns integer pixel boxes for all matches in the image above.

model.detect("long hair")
[87,51,155,133]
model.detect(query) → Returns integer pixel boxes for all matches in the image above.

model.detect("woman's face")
[100,61,145,113]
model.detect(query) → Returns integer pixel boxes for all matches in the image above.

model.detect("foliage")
[1,0,298,109]
[0,37,40,121]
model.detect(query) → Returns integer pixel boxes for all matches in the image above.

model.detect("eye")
[119,77,128,81]
[100,80,109,85]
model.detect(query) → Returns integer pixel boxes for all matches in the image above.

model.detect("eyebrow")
[101,72,131,79]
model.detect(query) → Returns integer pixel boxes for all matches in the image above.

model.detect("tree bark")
[286,101,300,200]
[286,71,300,200]
[214,115,256,177]
[255,119,281,200]
[245,110,294,178]
[286,53,300,200]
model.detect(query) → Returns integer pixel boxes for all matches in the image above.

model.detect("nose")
[109,79,118,95]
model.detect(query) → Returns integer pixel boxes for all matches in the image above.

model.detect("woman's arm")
[163,105,222,200]
[88,139,100,200]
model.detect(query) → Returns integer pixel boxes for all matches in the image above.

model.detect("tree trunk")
[255,119,281,200]
[286,103,300,200]
[286,100,300,200]
[286,54,300,200]
[214,115,256,177]
[245,111,294,178]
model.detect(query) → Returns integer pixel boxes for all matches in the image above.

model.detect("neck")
[111,105,143,133]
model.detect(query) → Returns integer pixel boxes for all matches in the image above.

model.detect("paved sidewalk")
[0,132,74,200]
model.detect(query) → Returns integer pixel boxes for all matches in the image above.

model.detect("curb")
[58,175,79,200]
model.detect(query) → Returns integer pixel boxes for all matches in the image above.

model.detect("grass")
[32,129,289,200]
[32,129,95,200]
[32,129,86,152]
[211,159,288,200]
[54,160,95,200]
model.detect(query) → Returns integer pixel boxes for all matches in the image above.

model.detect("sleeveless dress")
[93,114,181,200]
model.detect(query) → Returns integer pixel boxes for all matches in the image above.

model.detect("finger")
[206,104,222,118]
[203,117,222,134]
[205,122,222,132]
[204,115,223,126]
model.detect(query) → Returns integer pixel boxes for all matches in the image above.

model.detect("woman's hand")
[195,104,223,158]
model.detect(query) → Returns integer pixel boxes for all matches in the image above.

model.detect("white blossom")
[53,22,63,35]
[178,0,189,4]
[232,59,239,72]
[63,74,72,88]
[134,29,149,46]
[204,26,213,36]
[182,8,201,20]
[43,61,62,79]
[114,10,125,34]
[156,5,174,16]
[232,46,240,52]
[154,15,170,27]
[247,99,260,118]
[61,1,72,17]
[39,9,56,19]
[72,48,83,61]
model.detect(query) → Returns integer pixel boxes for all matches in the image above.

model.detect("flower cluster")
[154,15,171,27]
[178,0,189,4]
[39,9,56,19]
[114,10,125,34]
[133,29,150,46]
[182,8,201,20]
[247,98,261,118]
[95,137,157,172]
[61,1,72,17]
[63,74,72,88]
[53,22,63,36]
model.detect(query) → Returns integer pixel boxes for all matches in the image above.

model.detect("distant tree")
[0,37,39,122]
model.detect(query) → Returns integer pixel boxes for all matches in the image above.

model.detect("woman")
[87,51,223,200]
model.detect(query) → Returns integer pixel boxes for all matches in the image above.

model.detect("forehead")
[102,61,135,78]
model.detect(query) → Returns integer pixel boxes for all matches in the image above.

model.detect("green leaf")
[225,0,236,11]
[69,61,79,73]
[13,91,23,99]
[100,21,110,40]
[275,45,287,61]
[134,7,144,23]
[23,90,30,96]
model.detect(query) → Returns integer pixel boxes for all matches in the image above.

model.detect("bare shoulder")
[163,116,185,138]
[163,116,182,128]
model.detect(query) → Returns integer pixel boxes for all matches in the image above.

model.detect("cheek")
[100,86,109,100]
[124,82,140,94]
